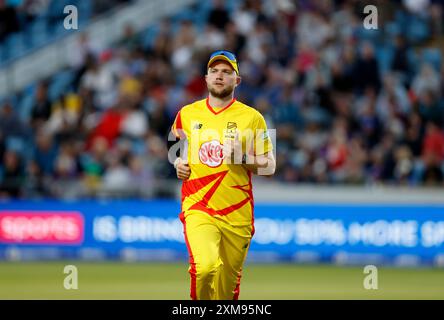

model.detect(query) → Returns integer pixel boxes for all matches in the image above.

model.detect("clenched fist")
[223,132,243,164]
[175,158,191,180]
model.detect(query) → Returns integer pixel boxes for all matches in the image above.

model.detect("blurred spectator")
[30,81,52,128]
[354,87,382,149]
[353,42,381,93]
[223,21,246,56]
[45,93,82,142]
[0,100,30,139]
[272,85,302,127]
[147,97,174,138]
[128,154,154,197]
[150,18,173,62]
[429,1,443,36]
[81,135,107,192]
[391,35,410,80]
[118,24,141,52]
[195,24,226,52]
[68,32,102,70]
[297,11,333,50]
[207,0,230,31]
[412,63,441,99]
[325,119,348,182]
[403,112,424,157]
[422,121,444,165]
[171,20,197,71]
[419,121,444,185]
[379,133,397,182]
[394,145,414,184]
[376,73,411,121]
[32,131,58,176]
[418,90,444,126]
[0,0,20,42]
[54,142,81,179]
[247,21,274,66]
[19,0,50,25]
[344,135,367,184]
[0,150,24,198]
[22,159,47,198]
[403,0,430,14]
[93,0,131,15]
[69,33,103,90]
[120,97,148,140]
[232,0,256,36]
[86,101,124,150]
[102,151,132,194]
[0,131,5,163]
[80,52,117,110]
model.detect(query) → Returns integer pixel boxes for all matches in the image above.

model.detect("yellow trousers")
[180,210,253,300]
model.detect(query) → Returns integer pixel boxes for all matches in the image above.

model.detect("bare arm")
[242,151,276,176]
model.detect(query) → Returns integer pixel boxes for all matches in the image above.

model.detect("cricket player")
[170,50,276,300]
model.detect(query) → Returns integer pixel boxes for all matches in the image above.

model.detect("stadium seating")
[1,0,443,200]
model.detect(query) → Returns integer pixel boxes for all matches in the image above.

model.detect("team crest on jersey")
[199,140,224,167]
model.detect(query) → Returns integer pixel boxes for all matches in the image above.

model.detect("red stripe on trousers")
[233,269,242,300]
[181,213,197,300]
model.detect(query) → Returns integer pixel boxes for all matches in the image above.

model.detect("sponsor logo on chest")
[199,140,224,167]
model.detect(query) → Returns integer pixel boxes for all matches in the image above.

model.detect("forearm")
[242,153,276,176]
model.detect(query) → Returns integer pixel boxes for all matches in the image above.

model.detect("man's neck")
[208,94,234,109]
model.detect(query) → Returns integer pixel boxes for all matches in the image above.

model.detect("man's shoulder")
[234,100,264,119]
[178,99,206,116]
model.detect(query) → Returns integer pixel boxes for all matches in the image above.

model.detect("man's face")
[206,61,240,99]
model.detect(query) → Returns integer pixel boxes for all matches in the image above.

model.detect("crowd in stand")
[1,0,444,199]
[0,0,131,44]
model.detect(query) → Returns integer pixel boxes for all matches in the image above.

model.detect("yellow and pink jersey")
[172,97,273,228]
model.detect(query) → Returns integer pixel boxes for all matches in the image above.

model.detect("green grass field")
[0,262,443,300]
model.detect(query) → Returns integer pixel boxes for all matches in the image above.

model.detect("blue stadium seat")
[2,95,18,109]
[375,46,394,75]
[48,0,73,18]
[18,90,36,122]
[226,0,240,11]
[6,0,21,6]
[141,25,159,49]
[53,22,71,37]
[407,48,420,74]
[406,16,429,44]
[421,48,441,70]
[29,18,49,47]
[385,21,401,39]
[78,0,93,22]
[48,69,75,102]
[0,46,5,62]
[6,136,27,155]
[4,32,27,60]
[394,10,409,31]
[356,26,381,46]
[171,7,195,23]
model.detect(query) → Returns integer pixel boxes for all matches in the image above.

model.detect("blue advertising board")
[0,200,443,266]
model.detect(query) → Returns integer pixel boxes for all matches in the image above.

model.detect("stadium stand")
[0,0,443,200]
[0,0,132,63]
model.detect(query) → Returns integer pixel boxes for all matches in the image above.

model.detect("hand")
[223,132,242,164]
[175,158,191,180]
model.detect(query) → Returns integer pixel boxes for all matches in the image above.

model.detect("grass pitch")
[0,262,443,300]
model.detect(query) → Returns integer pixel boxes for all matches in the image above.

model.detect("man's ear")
[236,76,241,86]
